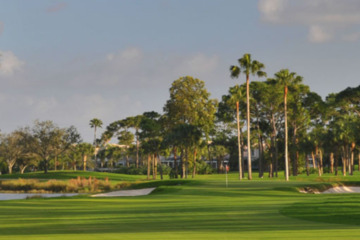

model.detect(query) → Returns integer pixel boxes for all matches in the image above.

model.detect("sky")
[0,0,359,142]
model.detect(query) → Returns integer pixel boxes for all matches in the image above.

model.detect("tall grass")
[0,177,117,193]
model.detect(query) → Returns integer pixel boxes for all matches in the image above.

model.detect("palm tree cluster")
[220,54,360,180]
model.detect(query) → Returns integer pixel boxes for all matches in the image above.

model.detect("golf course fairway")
[1,172,360,239]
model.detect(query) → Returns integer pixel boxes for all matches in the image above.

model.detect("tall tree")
[89,118,103,165]
[0,130,26,174]
[230,53,266,180]
[139,111,163,179]
[217,84,246,180]
[117,130,135,167]
[274,69,303,181]
[74,143,95,171]
[29,120,81,173]
[163,76,217,178]
[89,118,103,144]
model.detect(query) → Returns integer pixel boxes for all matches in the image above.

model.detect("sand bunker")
[300,186,360,194]
[321,186,360,194]
[0,193,78,201]
[92,187,156,197]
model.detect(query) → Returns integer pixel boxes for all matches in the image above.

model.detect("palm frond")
[230,65,240,78]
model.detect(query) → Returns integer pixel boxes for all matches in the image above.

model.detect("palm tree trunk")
[319,149,323,175]
[181,148,185,179]
[136,138,139,168]
[256,115,263,178]
[350,149,354,175]
[236,101,243,180]
[271,113,278,177]
[185,147,189,179]
[94,127,97,145]
[330,152,334,173]
[83,155,87,171]
[246,75,252,180]
[147,154,151,180]
[306,154,310,176]
[240,128,245,179]
[342,156,346,176]
[311,152,316,169]
[54,154,58,171]
[192,149,197,178]
[173,147,178,178]
[292,128,298,176]
[317,151,322,177]
[335,152,338,176]
[152,154,157,180]
[342,147,346,176]
[284,86,289,181]
[157,153,163,180]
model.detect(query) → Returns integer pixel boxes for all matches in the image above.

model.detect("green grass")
[0,170,146,182]
[2,171,360,239]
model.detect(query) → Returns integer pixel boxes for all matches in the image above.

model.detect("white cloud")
[0,50,25,76]
[177,54,219,75]
[308,25,332,43]
[258,0,287,23]
[71,47,219,88]
[0,47,224,142]
[258,0,360,43]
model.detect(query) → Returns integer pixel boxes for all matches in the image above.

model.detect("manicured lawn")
[1,172,360,239]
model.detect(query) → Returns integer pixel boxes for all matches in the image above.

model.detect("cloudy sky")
[0,0,359,142]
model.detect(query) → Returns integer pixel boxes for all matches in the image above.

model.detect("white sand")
[300,186,360,194]
[322,186,360,194]
[0,193,78,201]
[92,187,156,197]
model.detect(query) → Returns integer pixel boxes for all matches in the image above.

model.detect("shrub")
[196,161,215,174]
[115,165,148,175]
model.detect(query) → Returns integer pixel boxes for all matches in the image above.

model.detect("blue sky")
[1,0,360,142]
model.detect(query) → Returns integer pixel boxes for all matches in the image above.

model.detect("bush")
[159,164,171,175]
[196,161,215,174]
[115,165,148,175]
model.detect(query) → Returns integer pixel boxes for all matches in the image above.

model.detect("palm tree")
[89,118,103,144]
[75,143,95,171]
[230,54,266,180]
[227,85,245,180]
[89,118,103,165]
[274,69,302,181]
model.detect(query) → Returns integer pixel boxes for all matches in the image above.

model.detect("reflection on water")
[0,193,78,200]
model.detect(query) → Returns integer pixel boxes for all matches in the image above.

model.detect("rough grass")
[2,171,360,239]
[0,177,113,193]
[0,170,146,182]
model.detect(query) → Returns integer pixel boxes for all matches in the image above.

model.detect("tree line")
[1,53,359,181]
